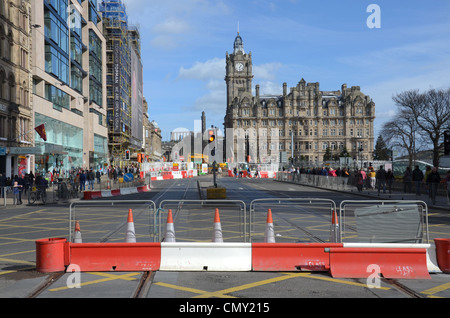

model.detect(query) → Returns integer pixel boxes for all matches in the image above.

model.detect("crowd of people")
[0,165,142,205]
[0,171,49,205]
[284,165,450,205]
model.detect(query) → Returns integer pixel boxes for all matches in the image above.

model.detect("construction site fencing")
[339,200,429,244]
[158,200,247,243]
[66,198,429,247]
[69,200,157,243]
[249,198,337,243]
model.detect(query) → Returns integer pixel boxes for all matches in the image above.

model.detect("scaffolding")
[99,0,133,166]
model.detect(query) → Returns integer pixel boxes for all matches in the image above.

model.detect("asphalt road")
[0,176,449,303]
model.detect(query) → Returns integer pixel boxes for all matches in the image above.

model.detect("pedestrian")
[13,181,22,205]
[79,170,86,191]
[342,168,349,188]
[87,169,95,190]
[376,165,387,194]
[356,170,364,193]
[427,167,441,205]
[360,168,367,190]
[386,168,394,194]
[14,175,24,204]
[403,167,412,193]
[368,168,376,190]
[412,165,424,196]
[74,173,80,192]
[96,170,101,184]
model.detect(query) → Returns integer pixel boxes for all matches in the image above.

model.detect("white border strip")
[160,243,252,272]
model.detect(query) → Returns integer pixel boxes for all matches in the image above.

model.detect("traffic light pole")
[213,160,217,188]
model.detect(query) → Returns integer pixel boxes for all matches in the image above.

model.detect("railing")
[277,171,450,203]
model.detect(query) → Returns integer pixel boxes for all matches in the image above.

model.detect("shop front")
[34,113,83,179]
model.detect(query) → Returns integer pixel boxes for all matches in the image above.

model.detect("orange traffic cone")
[330,210,340,243]
[264,209,276,243]
[212,208,223,243]
[74,220,82,243]
[125,209,136,243]
[164,209,176,242]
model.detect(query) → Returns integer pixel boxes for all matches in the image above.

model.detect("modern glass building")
[31,0,108,176]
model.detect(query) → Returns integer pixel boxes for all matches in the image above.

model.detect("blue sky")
[123,0,450,141]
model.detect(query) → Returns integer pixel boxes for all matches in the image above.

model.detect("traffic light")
[125,149,130,160]
[208,130,215,143]
[444,130,450,156]
[208,129,216,157]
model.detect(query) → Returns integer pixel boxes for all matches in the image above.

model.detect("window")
[45,84,70,111]
[71,66,83,93]
[45,45,69,83]
[44,10,69,54]
[20,48,28,68]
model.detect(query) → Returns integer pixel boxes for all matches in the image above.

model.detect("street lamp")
[358,146,364,170]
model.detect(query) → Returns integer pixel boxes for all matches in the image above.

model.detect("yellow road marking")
[155,272,392,298]
[154,282,224,297]
[0,257,35,266]
[294,272,391,290]
[193,273,312,298]
[421,282,450,297]
[48,272,141,292]
[0,271,17,276]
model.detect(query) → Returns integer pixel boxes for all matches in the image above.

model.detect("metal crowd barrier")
[339,200,429,244]
[69,200,157,243]
[56,197,433,247]
[158,200,247,243]
[249,198,337,243]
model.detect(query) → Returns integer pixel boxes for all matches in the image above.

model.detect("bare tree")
[382,108,416,168]
[392,88,450,167]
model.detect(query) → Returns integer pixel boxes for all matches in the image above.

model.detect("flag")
[35,124,47,142]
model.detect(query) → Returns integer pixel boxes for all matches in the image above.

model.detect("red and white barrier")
[36,239,442,278]
[35,206,445,277]
[83,185,151,200]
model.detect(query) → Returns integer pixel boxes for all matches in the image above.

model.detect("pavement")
[0,175,148,208]
[275,175,450,212]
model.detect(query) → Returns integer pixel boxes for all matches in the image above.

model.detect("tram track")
[21,178,437,299]
[224,179,334,243]
[25,178,195,298]
[223,178,431,298]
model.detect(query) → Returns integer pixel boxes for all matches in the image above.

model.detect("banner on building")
[35,124,47,141]
[113,41,121,134]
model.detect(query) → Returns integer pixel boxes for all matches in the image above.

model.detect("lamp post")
[358,146,364,170]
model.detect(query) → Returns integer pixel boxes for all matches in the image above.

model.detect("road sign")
[123,173,134,182]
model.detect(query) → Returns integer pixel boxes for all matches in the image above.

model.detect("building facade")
[0,0,33,178]
[99,0,143,167]
[31,0,108,176]
[142,97,162,162]
[224,33,375,166]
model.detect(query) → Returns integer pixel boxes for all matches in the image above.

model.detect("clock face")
[235,63,244,72]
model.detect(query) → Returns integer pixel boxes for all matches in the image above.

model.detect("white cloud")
[253,62,283,81]
[178,58,225,81]
[152,18,191,34]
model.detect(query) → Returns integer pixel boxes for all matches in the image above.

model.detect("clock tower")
[225,32,254,111]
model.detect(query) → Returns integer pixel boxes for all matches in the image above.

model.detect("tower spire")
[233,26,244,54]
